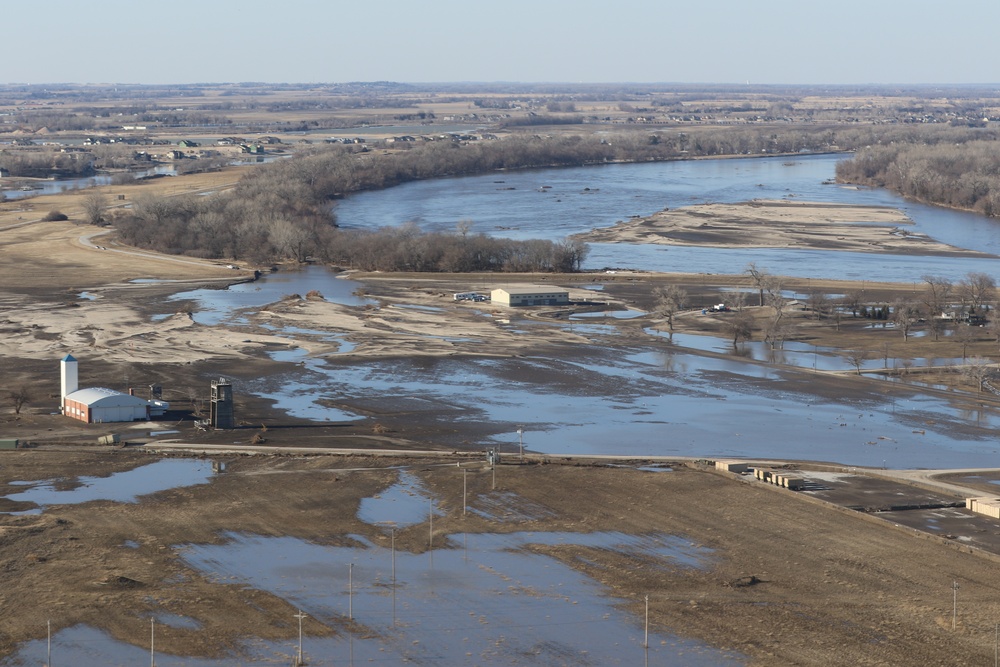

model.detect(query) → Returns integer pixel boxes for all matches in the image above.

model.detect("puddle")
[570,309,647,320]
[0,625,233,667]
[2,459,215,512]
[77,291,98,300]
[153,612,202,630]
[176,530,741,666]
[166,266,375,326]
[149,430,180,436]
[357,470,442,528]
[257,323,357,352]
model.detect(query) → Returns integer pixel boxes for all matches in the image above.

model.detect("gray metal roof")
[64,387,150,408]
[492,286,569,295]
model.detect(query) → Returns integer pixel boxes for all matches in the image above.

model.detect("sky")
[5,0,999,86]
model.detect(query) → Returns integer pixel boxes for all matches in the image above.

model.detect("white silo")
[60,354,78,410]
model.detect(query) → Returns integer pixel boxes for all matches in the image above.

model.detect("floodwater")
[3,527,742,666]
[163,265,374,325]
[356,470,442,527]
[1,459,215,513]
[174,530,742,666]
[150,155,1000,469]
[249,340,1000,468]
[0,166,177,200]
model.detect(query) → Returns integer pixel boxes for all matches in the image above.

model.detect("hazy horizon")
[8,0,1000,87]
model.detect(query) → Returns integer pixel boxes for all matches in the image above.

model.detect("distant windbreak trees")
[109,125,879,268]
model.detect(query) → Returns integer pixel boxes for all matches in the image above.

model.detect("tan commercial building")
[490,286,570,307]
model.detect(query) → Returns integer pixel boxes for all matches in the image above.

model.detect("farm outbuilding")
[63,387,151,423]
[59,354,169,423]
[490,286,570,307]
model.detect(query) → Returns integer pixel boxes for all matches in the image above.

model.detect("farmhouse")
[490,286,570,307]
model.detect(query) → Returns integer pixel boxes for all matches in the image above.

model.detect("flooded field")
[0,459,215,515]
[173,529,742,666]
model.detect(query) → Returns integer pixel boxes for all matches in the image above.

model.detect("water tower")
[210,378,234,429]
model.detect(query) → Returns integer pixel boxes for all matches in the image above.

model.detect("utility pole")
[644,595,649,649]
[47,619,51,667]
[293,610,307,666]
[463,468,467,515]
[517,426,524,459]
[150,617,155,667]
[952,580,960,631]
[391,528,396,626]
[349,563,353,621]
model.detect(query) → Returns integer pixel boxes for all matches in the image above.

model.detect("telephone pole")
[293,610,307,666]
[952,580,960,631]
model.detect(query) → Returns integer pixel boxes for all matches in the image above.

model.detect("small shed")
[490,286,570,307]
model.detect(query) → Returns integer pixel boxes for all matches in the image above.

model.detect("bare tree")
[953,324,979,360]
[456,219,473,238]
[729,289,749,313]
[922,274,952,318]
[958,271,996,317]
[8,387,30,415]
[761,275,786,321]
[891,300,916,341]
[652,284,687,337]
[745,263,770,307]
[842,288,865,318]
[83,189,109,226]
[763,319,796,350]
[988,315,1000,351]
[964,357,995,392]
[806,291,830,320]
[727,311,755,348]
[843,349,869,375]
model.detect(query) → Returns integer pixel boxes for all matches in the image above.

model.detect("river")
[153,155,1000,468]
[333,154,1000,282]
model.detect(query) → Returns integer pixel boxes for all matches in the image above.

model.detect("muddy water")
[162,263,1000,468]
[150,153,1000,468]
[1,459,215,514]
[333,154,1000,281]
[175,530,743,666]
[163,265,374,325]
[251,341,1000,469]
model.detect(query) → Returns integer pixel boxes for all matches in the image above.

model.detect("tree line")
[109,125,976,268]
[836,130,1000,217]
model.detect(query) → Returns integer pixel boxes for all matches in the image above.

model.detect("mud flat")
[575,199,990,255]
